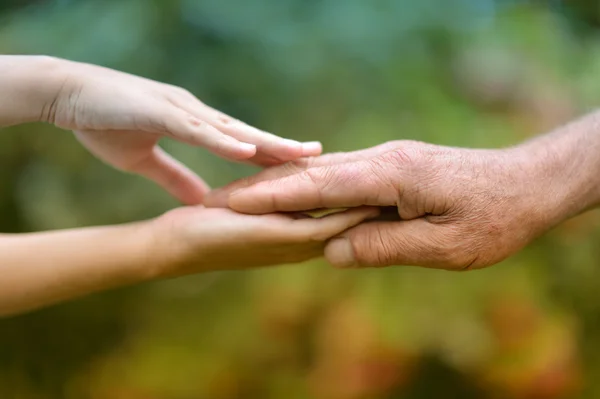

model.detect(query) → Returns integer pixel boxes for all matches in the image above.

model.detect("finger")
[143,105,257,161]
[132,147,210,205]
[174,98,323,164]
[227,158,401,214]
[324,219,458,270]
[243,141,320,167]
[204,143,397,208]
[289,206,381,243]
[204,159,320,208]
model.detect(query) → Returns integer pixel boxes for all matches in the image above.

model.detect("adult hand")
[205,135,598,271]
[36,57,321,204]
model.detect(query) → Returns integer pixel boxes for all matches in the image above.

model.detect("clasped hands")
[13,56,583,278]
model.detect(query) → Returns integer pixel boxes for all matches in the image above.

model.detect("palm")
[74,129,159,171]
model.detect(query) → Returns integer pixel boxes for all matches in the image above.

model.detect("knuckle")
[301,168,331,195]
[188,117,207,129]
[367,158,397,188]
[380,139,418,152]
[278,158,311,176]
[141,111,171,134]
[382,147,419,168]
[170,85,195,100]
[217,115,234,125]
[326,164,364,189]
[212,136,228,153]
[179,88,195,99]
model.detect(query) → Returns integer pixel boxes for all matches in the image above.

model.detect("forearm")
[516,110,600,229]
[0,55,66,127]
[0,221,156,317]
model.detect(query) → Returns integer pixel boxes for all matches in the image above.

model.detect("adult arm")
[205,111,600,270]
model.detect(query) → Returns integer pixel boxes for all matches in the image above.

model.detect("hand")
[40,57,322,204]
[147,205,380,277]
[204,140,578,271]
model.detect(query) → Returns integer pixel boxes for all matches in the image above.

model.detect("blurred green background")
[3,0,600,398]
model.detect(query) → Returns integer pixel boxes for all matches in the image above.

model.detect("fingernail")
[326,238,357,268]
[302,141,322,155]
[239,142,257,153]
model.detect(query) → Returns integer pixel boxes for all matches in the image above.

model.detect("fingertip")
[301,141,323,156]
[167,174,209,206]
[253,138,304,162]
[325,238,357,268]
[136,147,209,206]
[282,138,303,148]
[216,136,257,160]
[239,142,258,156]
[277,139,305,158]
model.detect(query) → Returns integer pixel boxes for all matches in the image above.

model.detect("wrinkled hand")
[205,140,564,271]
[42,58,321,204]
[148,206,379,276]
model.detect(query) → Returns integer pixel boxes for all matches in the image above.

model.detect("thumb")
[132,147,210,205]
[325,219,464,270]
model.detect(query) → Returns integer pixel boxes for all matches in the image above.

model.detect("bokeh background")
[2,0,600,398]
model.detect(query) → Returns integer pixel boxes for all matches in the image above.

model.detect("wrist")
[0,55,71,126]
[511,116,600,232]
[143,210,207,280]
[124,219,171,283]
[31,56,73,125]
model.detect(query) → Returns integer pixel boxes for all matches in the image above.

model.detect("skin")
[0,206,378,317]
[1,55,322,204]
[205,112,600,271]
[0,55,377,316]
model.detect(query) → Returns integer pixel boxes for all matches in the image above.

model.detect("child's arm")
[0,222,154,317]
[0,206,378,317]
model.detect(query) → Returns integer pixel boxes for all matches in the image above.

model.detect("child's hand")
[43,58,322,204]
[146,206,380,277]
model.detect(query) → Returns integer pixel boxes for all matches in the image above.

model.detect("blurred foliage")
[2,0,600,398]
